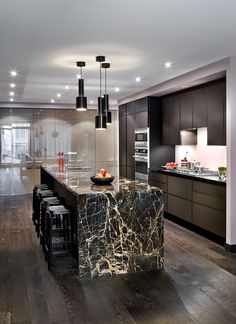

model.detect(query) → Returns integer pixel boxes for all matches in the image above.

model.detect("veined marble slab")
[41,165,164,278]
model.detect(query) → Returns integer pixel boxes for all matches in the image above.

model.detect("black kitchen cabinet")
[119,96,175,181]
[169,95,181,145]
[168,176,192,200]
[207,81,226,145]
[161,97,171,144]
[126,101,135,115]
[192,87,207,128]
[161,95,180,145]
[134,97,148,113]
[126,166,135,180]
[119,165,126,178]
[126,114,135,171]
[168,194,192,222]
[192,180,226,237]
[119,104,127,117]
[148,171,168,211]
[135,110,148,128]
[119,115,127,166]
[156,172,226,239]
[180,91,193,129]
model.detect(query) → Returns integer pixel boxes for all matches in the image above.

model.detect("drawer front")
[148,179,167,193]
[193,203,226,238]
[149,172,168,184]
[193,191,225,211]
[168,194,192,222]
[193,181,226,198]
[168,176,192,200]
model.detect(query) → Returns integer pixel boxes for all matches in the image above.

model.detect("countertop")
[150,168,226,186]
[42,164,162,195]
[41,164,164,277]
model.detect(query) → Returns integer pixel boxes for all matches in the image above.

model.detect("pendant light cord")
[105,68,107,94]
[100,62,102,97]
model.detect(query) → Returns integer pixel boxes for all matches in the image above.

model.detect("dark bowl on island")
[90,176,114,185]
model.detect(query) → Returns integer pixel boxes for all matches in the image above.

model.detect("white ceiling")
[0,0,236,106]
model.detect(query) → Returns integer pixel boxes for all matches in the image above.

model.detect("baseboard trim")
[225,243,236,253]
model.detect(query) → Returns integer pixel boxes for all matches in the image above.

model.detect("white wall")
[175,128,226,170]
[226,57,236,246]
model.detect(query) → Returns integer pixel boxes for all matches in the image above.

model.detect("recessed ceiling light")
[135,76,141,82]
[51,99,55,103]
[164,61,173,69]
[10,83,15,88]
[10,98,14,102]
[56,93,61,98]
[115,87,120,92]
[10,70,17,77]
[76,74,81,79]
[90,100,93,104]
[65,85,69,90]
[9,91,15,96]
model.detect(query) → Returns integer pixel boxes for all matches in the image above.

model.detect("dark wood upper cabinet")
[119,104,127,117]
[135,111,148,129]
[169,95,181,145]
[161,97,171,144]
[161,95,180,145]
[126,114,135,167]
[207,81,226,145]
[119,115,127,166]
[126,101,135,115]
[134,97,148,113]
[180,91,193,129]
[192,87,207,128]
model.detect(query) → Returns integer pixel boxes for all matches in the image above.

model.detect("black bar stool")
[32,184,49,224]
[35,189,55,236]
[40,196,62,252]
[44,205,74,271]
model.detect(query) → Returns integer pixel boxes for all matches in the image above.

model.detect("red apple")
[166,162,171,167]
[100,168,107,177]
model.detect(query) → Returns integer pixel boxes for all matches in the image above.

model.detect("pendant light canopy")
[102,62,112,125]
[76,61,87,111]
[95,55,107,130]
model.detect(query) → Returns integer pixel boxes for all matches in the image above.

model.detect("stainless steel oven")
[134,128,149,182]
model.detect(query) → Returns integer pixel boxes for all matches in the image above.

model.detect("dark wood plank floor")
[0,195,236,324]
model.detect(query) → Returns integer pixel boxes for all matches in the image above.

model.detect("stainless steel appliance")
[134,128,149,182]
[135,128,149,148]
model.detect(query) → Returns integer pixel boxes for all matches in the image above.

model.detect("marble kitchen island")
[41,165,164,278]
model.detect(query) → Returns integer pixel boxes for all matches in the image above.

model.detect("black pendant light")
[102,62,112,125]
[95,56,107,130]
[76,61,87,111]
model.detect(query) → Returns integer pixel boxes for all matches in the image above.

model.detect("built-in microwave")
[135,128,149,148]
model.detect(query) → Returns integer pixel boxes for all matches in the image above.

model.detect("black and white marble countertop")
[42,164,160,195]
[41,164,164,277]
[151,168,226,186]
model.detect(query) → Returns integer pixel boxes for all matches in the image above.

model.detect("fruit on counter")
[100,168,107,177]
[95,168,112,178]
[218,166,227,174]
[165,162,178,168]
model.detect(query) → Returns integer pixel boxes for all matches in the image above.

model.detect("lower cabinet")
[150,172,226,239]
[148,171,168,211]
[192,180,226,238]
[192,203,226,238]
[168,194,192,222]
